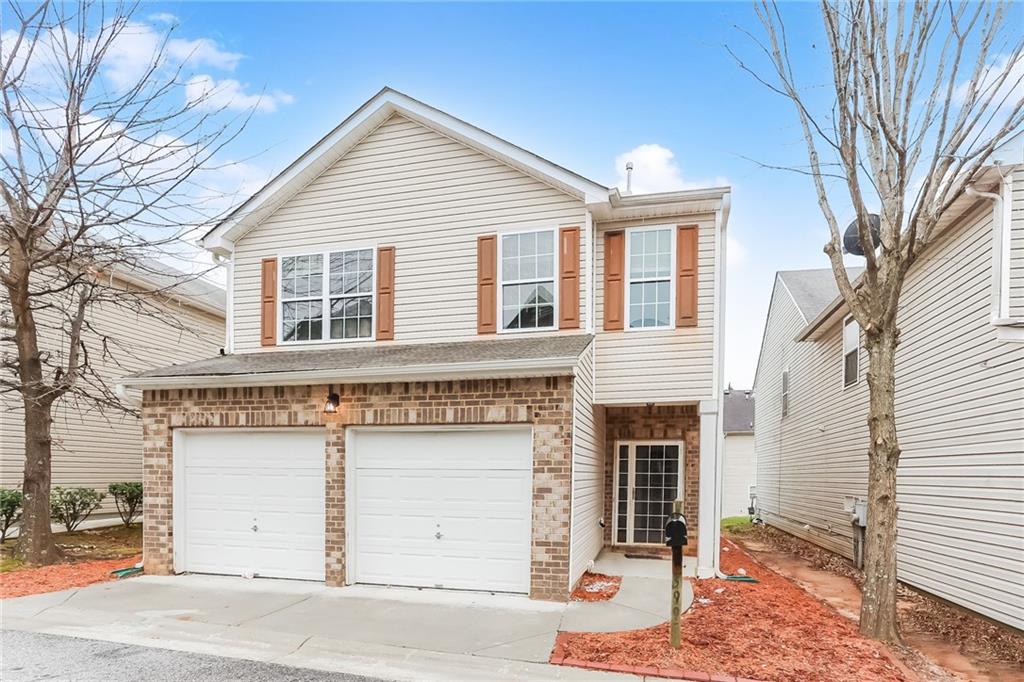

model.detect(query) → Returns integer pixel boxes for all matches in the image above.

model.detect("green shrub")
[107,482,143,527]
[0,489,23,543]
[50,487,105,533]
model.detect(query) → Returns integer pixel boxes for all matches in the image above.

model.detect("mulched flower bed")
[552,540,909,682]
[0,554,142,599]
[571,571,622,601]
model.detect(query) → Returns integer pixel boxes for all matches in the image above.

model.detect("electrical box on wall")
[843,496,868,527]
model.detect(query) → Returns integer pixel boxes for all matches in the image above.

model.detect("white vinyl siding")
[569,341,605,587]
[723,433,755,517]
[231,114,587,352]
[754,206,1024,630]
[0,283,223,517]
[594,216,717,403]
[1008,166,1024,319]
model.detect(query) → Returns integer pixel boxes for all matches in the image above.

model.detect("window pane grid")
[627,228,672,329]
[501,230,555,330]
[280,249,374,343]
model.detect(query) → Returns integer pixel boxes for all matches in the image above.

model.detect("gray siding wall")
[1,287,224,515]
[570,341,605,586]
[723,433,755,517]
[754,206,1024,630]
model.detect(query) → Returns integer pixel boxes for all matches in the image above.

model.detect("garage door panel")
[353,428,532,593]
[177,430,326,582]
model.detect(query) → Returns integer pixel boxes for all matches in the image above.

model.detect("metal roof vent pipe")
[625,161,634,196]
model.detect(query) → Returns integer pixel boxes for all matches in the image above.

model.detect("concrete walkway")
[2,552,692,681]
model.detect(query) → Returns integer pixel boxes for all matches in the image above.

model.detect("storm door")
[614,441,684,545]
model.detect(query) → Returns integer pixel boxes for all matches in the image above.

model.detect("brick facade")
[603,405,701,556]
[142,376,573,601]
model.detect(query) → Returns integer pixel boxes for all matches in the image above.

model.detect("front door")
[613,441,684,545]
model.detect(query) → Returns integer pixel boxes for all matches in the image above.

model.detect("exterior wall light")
[324,385,340,414]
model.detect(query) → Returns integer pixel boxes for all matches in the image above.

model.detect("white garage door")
[175,429,326,581]
[351,427,532,594]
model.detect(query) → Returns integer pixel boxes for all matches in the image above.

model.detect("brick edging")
[550,656,765,681]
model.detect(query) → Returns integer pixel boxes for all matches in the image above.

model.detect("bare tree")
[733,1,1023,641]
[1,1,246,564]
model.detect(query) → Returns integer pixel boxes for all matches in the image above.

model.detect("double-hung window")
[280,248,374,343]
[843,317,860,387]
[500,229,556,331]
[627,227,673,329]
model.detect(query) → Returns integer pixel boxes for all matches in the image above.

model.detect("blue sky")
[46,1,1007,388]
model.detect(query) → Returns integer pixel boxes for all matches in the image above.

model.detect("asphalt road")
[2,630,389,682]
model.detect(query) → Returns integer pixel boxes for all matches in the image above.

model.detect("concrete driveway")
[1,552,693,681]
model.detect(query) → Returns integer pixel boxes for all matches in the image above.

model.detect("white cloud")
[954,52,1024,108]
[148,13,179,25]
[613,144,728,194]
[185,74,294,113]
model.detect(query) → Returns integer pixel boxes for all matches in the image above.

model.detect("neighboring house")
[722,388,754,517]
[0,262,225,524]
[120,87,731,601]
[753,145,1024,629]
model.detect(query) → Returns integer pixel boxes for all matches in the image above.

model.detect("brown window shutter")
[677,225,699,327]
[559,226,581,329]
[477,235,497,334]
[376,246,395,341]
[603,231,624,331]
[260,257,277,346]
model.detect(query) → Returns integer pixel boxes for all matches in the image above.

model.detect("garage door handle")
[435,531,443,540]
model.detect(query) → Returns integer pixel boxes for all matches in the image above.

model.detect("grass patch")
[0,556,25,573]
[721,515,755,534]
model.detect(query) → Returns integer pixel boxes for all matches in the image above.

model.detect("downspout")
[712,193,734,580]
[213,252,234,353]
[965,182,1005,321]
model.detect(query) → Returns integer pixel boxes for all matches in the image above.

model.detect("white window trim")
[842,315,860,388]
[624,224,676,332]
[278,246,378,345]
[496,226,559,334]
[611,440,686,547]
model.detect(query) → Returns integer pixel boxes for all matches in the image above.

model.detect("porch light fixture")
[324,385,340,414]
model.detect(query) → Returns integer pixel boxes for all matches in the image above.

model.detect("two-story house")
[752,136,1024,629]
[121,88,730,601]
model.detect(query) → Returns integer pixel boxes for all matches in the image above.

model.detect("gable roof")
[778,268,864,322]
[201,87,610,255]
[723,388,755,433]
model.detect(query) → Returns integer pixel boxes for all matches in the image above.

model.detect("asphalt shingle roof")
[723,388,755,433]
[129,333,594,379]
[777,267,864,321]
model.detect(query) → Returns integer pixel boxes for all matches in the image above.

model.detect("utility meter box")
[843,496,868,527]
[665,511,688,547]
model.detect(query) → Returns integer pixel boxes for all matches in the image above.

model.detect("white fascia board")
[119,356,579,390]
[202,87,609,250]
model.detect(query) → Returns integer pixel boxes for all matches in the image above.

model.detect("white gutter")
[966,182,1006,321]
[713,193,731,578]
[118,355,582,390]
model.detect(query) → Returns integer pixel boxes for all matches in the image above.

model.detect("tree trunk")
[6,245,63,565]
[859,327,902,643]
[15,393,62,564]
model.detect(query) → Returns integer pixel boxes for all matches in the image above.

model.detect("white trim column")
[697,398,720,578]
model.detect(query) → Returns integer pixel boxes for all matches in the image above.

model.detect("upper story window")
[843,317,860,387]
[628,227,673,329]
[500,229,555,331]
[281,248,374,343]
[781,369,789,417]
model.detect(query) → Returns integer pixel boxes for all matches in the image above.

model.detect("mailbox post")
[664,499,688,649]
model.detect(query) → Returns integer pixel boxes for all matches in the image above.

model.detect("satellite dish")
[843,214,881,256]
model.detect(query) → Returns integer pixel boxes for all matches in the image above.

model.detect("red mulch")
[553,540,909,682]
[571,572,622,601]
[0,554,142,599]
